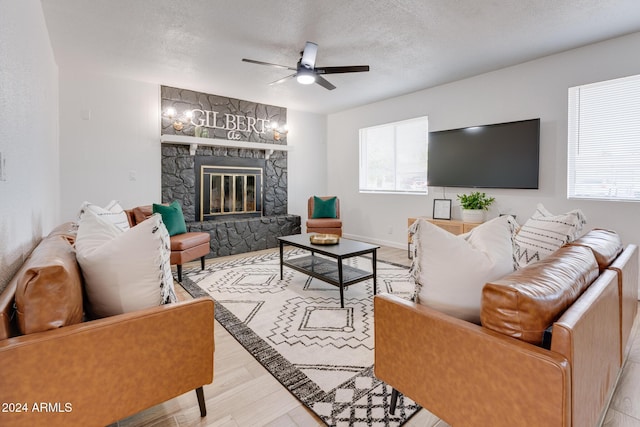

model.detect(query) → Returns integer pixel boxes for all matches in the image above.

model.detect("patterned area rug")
[182,248,421,426]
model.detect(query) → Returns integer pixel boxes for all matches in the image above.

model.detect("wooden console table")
[407,217,480,258]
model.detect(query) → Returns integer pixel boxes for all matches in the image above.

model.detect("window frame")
[358,116,429,195]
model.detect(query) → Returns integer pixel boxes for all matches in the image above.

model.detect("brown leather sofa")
[306,196,343,236]
[0,223,215,427]
[375,229,638,427]
[126,205,210,282]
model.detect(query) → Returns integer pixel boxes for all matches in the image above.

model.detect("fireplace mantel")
[160,135,290,158]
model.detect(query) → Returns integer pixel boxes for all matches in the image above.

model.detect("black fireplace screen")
[199,165,263,221]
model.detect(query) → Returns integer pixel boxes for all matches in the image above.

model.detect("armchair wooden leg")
[200,255,205,270]
[390,387,400,415]
[195,386,207,417]
[177,264,182,282]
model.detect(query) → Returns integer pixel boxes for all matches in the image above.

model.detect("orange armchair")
[126,206,210,282]
[306,196,343,237]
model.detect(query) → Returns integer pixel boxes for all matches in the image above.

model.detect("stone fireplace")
[161,144,300,257]
[160,86,300,257]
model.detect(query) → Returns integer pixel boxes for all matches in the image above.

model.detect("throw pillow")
[513,203,587,268]
[409,215,517,324]
[312,196,337,219]
[78,200,130,231]
[153,201,187,236]
[75,210,176,318]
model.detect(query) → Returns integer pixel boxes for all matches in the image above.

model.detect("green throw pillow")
[312,196,337,219]
[152,201,187,236]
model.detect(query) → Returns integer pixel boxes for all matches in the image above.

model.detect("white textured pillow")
[514,203,587,268]
[409,215,517,324]
[79,200,130,231]
[76,210,176,318]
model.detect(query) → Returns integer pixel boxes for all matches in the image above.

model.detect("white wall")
[0,0,59,291]
[58,72,327,227]
[59,72,161,220]
[286,110,328,228]
[328,32,640,249]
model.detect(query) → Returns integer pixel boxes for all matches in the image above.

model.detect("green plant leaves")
[456,192,495,210]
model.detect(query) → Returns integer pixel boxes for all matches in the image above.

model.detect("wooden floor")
[113,244,640,427]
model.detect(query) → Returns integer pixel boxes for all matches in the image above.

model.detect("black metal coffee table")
[278,234,380,308]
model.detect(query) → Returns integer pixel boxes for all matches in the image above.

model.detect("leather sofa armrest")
[374,294,571,427]
[610,244,639,358]
[0,297,214,427]
[551,269,620,427]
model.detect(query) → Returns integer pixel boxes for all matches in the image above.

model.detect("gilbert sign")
[190,109,272,140]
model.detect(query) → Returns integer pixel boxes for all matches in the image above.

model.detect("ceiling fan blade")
[242,58,296,71]
[300,41,318,68]
[315,65,370,75]
[269,74,296,86]
[315,75,336,91]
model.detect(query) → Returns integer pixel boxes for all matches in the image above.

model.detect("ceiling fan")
[242,41,369,90]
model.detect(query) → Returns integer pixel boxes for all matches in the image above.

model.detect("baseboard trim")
[342,233,405,250]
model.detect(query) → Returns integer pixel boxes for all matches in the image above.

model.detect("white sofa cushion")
[75,210,176,318]
[514,203,587,268]
[409,215,517,324]
[78,200,130,232]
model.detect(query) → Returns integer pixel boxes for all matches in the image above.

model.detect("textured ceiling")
[41,0,640,114]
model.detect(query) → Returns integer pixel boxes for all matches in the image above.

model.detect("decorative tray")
[309,234,340,245]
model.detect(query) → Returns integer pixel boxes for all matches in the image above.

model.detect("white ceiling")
[41,0,640,114]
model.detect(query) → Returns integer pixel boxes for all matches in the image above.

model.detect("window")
[568,74,640,201]
[359,117,428,194]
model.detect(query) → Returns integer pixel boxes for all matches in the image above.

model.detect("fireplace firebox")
[194,157,265,221]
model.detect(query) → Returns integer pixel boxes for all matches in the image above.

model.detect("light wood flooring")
[113,245,640,427]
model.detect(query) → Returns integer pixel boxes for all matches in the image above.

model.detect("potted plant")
[457,191,495,223]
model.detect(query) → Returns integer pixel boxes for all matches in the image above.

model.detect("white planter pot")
[461,209,485,223]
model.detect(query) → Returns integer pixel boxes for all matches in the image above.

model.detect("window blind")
[568,74,640,201]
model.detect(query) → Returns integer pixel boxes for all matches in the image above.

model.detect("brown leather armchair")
[306,196,343,236]
[126,206,210,282]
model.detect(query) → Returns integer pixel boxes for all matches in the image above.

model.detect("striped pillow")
[514,204,587,268]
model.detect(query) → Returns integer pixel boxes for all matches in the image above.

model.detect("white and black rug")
[182,248,421,426]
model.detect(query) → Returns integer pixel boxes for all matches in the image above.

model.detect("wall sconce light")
[270,121,289,141]
[164,107,194,131]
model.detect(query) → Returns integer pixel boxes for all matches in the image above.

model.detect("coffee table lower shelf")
[284,255,374,287]
[278,234,379,308]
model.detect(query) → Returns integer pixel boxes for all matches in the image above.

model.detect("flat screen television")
[427,118,540,189]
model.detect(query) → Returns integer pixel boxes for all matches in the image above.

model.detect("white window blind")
[568,74,640,201]
[359,117,428,194]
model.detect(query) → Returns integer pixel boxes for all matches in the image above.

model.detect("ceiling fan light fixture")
[243,41,369,90]
[296,68,316,85]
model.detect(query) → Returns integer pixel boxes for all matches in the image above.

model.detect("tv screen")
[427,118,540,189]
